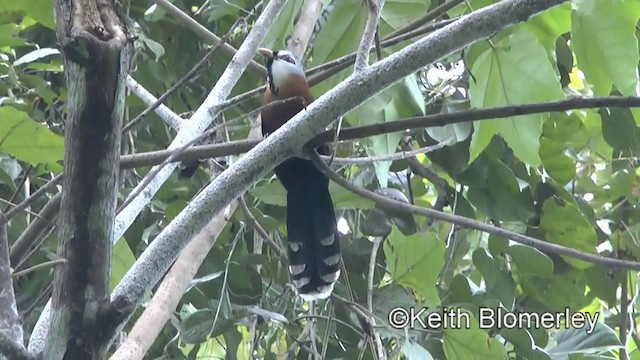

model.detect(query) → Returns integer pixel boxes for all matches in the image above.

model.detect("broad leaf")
[539,197,597,269]
[349,74,425,187]
[443,313,508,359]
[469,28,564,165]
[0,107,63,171]
[383,227,444,306]
[572,0,640,97]
[546,323,622,356]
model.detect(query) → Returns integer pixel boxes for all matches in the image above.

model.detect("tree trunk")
[45,0,133,358]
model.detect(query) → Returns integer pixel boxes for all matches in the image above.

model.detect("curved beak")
[258,48,274,58]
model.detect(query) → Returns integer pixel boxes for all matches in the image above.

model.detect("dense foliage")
[1,0,640,358]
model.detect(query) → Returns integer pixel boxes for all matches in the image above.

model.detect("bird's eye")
[279,55,295,64]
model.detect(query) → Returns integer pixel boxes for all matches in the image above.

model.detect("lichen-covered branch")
[0,219,27,358]
[42,0,134,357]
[110,0,568,326]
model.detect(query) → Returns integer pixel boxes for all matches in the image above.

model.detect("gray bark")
[43,0,133,358]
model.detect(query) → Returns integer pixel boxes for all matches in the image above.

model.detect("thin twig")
[286,323,312,359]
[118,96,640,170]
[238,197,287,261]
[0,198,46,220]
[151,0,266,77]
[9,193,60,264]
[367,236,386,360]
[117,96,302,213]
[123,23,239,132]
[11,258,68,278]
[125,76,183,130]
[620,270,629,360]
[306,149,640,270]
[2,166,32,212]
[2,173,61,224]
[355,0,385,72]
[320,140,450,165]
[386,0,464,39]
[308,301,319,360]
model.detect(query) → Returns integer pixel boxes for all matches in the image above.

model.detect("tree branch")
[116,95,640,169]
[0,218,26,358]
[239,197,287,262]
[124,76,183,131]
[123,25,238,132]
[1,174,61,224]
[108,0,568,341]
[367,236,386,360]
[152,0,266,77]
[0,332,34,360]
[287,0,324,56]
[29,2,568,350]
[111,0,286,253]
[109,201,238,359]
[387,0,464,39]
[355,0,385,72]
[44,0,134,356]
[10,193,60,266]
[306,150,640,270]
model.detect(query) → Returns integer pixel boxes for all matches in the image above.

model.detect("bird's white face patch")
[268,50,305,92]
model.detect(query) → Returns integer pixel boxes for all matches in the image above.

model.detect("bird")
[258,48,341,301]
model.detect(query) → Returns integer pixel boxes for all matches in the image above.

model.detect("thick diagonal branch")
[110,0,568,327]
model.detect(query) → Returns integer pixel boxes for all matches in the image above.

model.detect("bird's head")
[258,48,306,96]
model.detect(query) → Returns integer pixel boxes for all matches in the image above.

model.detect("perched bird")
[258,48,340,301]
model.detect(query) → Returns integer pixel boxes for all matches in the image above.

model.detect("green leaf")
[309,1,366,65]
[600,107,640,153]
[539,137,575,185]
[350,74,425,187]
[469,28,564,165]
[226,263,262,305]
[262,0,304,51]
[0,107,63,170]
[13,48,59,66]
[181,309,214,344]
[0,0,54,29]
[443,313,508,359]
[507,244,554,279]
[383,227,444,306]
[523,2,571,50]
[571,0,640,96]
[402,339,433,360]
[251,181,286,206]
[0,24,27,47]
[473,248,516,308]
[462,156,535,222]
[110,238,136,290]
[585,265,623,307]
[500,328,550,360]
[330,182,375,209]
[379,0,431,36]
[308,1,367,95]
[539,197,597,269]
[137,33,165,62]
[521,267,589,313]
[542,113,590,151]
[546,323,622,356]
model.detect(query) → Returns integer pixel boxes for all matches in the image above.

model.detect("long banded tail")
[275,157,341,300]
